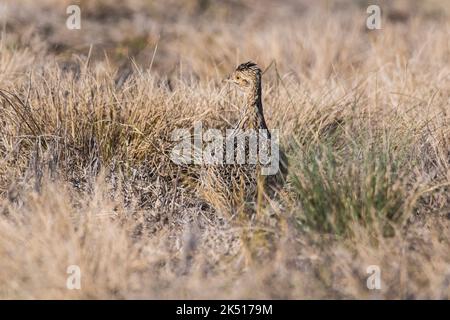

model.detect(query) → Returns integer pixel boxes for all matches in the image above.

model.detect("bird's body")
[201,62,288,216]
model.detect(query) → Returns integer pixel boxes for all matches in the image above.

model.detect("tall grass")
[0,0,449,299]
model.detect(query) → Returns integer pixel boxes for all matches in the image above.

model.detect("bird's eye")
[236,75,240,80]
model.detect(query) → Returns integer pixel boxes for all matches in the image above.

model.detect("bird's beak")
[224,74,233,83]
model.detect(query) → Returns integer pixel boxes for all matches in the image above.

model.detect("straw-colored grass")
[0,0,449,299]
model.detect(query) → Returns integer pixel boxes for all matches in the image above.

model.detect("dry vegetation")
[0,0,449,299]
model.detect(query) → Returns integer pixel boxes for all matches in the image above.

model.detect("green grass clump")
[291,141,407,237]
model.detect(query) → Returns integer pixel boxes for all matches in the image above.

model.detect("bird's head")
[227,61,261,93]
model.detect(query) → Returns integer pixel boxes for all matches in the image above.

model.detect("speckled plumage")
[201,61,288,216]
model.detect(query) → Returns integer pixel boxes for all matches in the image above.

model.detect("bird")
[200,61,288,217]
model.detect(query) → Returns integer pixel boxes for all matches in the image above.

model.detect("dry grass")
[0,0,449,299]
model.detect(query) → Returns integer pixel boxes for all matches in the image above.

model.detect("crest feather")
[236,61,260,72]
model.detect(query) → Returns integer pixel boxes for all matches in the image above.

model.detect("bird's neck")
[239,82,269,132]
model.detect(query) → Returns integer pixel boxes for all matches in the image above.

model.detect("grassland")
[0,0,449,299]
